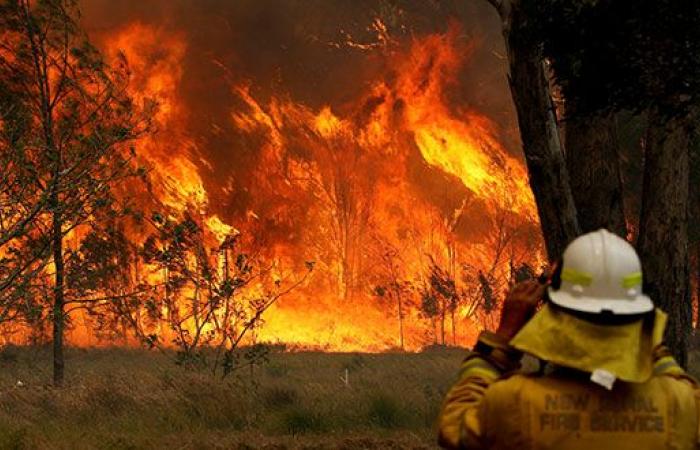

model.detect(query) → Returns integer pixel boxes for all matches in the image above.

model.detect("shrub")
[262,386,298,408]
[283,407,324,435]
[85,384,136,416]
[367,394,403,429]
[181,385,247,430]
[0,427,29,450]
[103,437,139,450]
[343,354,366,373]
[265,363,289,378]
[0,345,20,364]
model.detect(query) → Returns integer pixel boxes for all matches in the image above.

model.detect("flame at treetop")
[58,11,544,351]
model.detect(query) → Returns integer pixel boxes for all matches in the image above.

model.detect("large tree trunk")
[637,109,692,367]
[566,113,627,236]
[492,0,581,259]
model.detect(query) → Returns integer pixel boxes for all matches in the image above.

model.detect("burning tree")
[0,0,151,384]
[420,261,458,346]
[64,222,148,343]
[291,111,377,302]
[120,213,311,377]
[370,237,413,350]
[221,17,545,349]
[3,0,556,354]
[0,99,52,340]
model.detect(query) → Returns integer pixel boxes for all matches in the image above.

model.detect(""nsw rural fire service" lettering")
[539,393,665,433]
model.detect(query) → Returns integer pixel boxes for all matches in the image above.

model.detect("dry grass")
[0,345,465,449]
[2,343,698,449]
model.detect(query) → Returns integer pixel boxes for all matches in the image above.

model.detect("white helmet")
[548,229,654,315]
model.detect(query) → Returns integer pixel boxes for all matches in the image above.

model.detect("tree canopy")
[525,0,700,119]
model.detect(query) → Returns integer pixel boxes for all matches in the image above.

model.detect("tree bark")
[637,109,692,367]
[566,113,627,236]
[493,0,581,259]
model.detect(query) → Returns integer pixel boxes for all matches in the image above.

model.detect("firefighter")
[438,229,700,449]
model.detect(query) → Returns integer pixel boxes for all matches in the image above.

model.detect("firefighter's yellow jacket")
[438,305,700,449]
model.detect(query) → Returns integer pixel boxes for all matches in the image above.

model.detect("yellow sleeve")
[651,346,700,448]
[652,345,697,383]
[437,354,501,449]
[437,332,521,449]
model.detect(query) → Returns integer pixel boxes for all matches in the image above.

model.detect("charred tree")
[486,0,581,260]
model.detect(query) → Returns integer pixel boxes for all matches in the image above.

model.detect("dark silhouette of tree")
[524,0,700,366]
[689,132,700,333]
[419,261,458,346]
[484,0,581,260]
[63,223,146,343]
[371,238,413,350]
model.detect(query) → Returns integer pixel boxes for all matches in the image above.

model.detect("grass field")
[4,344,699,450]
[0,346,466,449]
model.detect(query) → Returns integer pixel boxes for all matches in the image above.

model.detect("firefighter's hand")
[496,281,547,340]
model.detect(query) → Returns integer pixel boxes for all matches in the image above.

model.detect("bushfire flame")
[59,18,543,351]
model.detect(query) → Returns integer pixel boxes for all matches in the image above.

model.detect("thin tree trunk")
[397,292,404,350]
[449,242,457,346]
[566,112,627,236]
[440,305,446,345]
[45,66,64,387]
[495,1,581,259]
[637,109,692,367]
[694,242,700,331]
[51,179,65,386]
[341,217,351,301]
[23,0,67,385]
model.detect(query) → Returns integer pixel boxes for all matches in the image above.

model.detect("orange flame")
[58,21,544,350]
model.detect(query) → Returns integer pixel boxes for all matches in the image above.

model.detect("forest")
[0,0,699,448]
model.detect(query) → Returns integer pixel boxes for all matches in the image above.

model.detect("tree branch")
[486,0,511,20]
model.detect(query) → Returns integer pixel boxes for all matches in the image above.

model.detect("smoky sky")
[80,0,517,224]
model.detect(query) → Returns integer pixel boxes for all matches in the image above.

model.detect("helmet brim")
[548,287,654,315]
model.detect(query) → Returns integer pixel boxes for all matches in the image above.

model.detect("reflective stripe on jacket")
[438,349,700,449]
